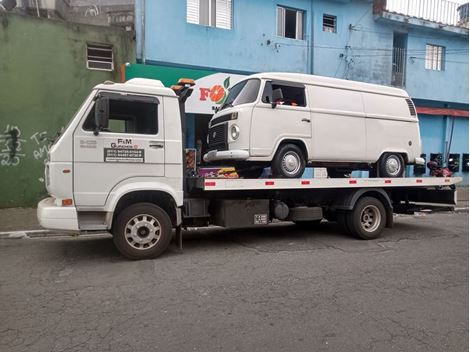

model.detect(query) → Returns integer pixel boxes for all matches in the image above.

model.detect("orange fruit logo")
[210,85,226,104]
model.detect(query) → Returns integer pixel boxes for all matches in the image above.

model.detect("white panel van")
[203,72,424,178]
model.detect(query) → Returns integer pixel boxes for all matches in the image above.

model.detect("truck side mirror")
[271,88,283,108]
[94,96,109,136]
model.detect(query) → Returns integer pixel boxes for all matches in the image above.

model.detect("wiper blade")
[219,102,233,111]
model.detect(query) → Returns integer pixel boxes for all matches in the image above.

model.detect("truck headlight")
[230,124,240,140]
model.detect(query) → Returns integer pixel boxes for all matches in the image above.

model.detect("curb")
[0,229,64,239]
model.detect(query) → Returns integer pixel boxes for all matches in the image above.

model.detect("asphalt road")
[0,212,468,352]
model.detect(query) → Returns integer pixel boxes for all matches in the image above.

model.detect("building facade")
[130,0,468,181]
[0,13,134,207]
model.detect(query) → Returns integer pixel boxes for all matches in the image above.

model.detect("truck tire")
[346,197,386,240]
[378,153,405,178]
[336,210,352,235]
[112,203,173,259]
[271,144,306,178]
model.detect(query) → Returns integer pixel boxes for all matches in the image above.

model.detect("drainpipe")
[141,0,146,64]
[309,1,314,74]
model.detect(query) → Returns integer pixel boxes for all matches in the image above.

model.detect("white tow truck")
[38,78,461,259]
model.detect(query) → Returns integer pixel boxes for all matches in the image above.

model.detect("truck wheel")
[378,153,405,178]
[346,197,386,240]
[113,203,172,259]
[336,210,352,235]
[272,144,306,178]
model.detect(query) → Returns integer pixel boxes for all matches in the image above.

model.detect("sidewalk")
[0,187,467,234]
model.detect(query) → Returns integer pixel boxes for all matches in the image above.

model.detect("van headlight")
[230,124,240,140]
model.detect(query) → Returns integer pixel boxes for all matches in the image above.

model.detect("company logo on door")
[110,138,139,149]
[104,139,145,163]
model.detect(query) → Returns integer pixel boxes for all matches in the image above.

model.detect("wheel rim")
[360,205,381,233]
[385,155,401,176]
[125,214,161,250]
[281,151,301,176]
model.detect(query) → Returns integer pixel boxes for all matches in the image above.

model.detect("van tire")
[378,153,405,178]
[271,144,306,178]
[112,203,173,260]
[346,197,386,240]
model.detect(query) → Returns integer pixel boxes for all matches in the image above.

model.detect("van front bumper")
[204,149,250,162]
[415,157,425,165]
[37,197,79,231]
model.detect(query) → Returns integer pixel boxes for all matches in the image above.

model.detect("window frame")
[86,43,114,72]
[187,0,233,30]
[322,14,337,33]
[82,92,161,136]
[261,80,308,108]
[276,5,305,40]
[425,44,445,71]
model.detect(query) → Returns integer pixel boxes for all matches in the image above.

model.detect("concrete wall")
[0,13,134,208]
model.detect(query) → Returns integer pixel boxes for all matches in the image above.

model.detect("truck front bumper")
[37,197,79,231]
[204,149,250,162]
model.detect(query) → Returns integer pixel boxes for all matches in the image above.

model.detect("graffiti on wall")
[0,125,53,167]
[0,125,26,166]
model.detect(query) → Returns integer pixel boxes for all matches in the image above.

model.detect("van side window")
[83,97,159,134]
[262,82,306,107]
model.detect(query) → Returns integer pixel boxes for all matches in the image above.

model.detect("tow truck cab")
[39,78,184,232]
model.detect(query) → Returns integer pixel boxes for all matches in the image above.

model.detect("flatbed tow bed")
[176,176,462,250]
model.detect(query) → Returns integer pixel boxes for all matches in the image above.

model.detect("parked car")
[203,72,424,178]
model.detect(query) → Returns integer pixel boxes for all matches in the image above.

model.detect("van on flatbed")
[204,72,424,179]
[37,77,460,259]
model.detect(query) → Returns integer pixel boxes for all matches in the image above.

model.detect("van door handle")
[302,118,311,123]
[149,141,164,149]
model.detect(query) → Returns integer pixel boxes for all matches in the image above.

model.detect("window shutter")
[215,0,232,29]
[187,0,199,24]
[296,11,303,39]
[277,6,285,37]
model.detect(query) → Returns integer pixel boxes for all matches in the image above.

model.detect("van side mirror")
[271,88,283,108]
[94,96,109,136]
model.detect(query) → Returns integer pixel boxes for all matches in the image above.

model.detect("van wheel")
[272,144,306,178]
[378,153,405,178]
[346,197,386,240]
[113,203,172,260]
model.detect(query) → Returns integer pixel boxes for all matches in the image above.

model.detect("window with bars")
[323,14,336,33]
[425,44,445,71]
[187,0,232,29]
[277,6,304,40]
[86,43,114,71]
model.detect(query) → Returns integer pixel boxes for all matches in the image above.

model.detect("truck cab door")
[73,92,164,207]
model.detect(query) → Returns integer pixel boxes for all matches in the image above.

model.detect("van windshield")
[220,79,260,111]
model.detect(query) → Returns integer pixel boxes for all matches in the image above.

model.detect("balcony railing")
[385,0,466,27]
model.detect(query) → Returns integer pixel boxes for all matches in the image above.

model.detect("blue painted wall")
[135,0,469,183]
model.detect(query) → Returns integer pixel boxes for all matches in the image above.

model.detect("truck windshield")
[220,79,260,111]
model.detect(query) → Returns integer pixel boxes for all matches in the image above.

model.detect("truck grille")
[207,124,228,151]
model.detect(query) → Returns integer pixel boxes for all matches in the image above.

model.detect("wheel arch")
[330,188,393,228]
[273,138,309,160]
[110,190,179,231]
